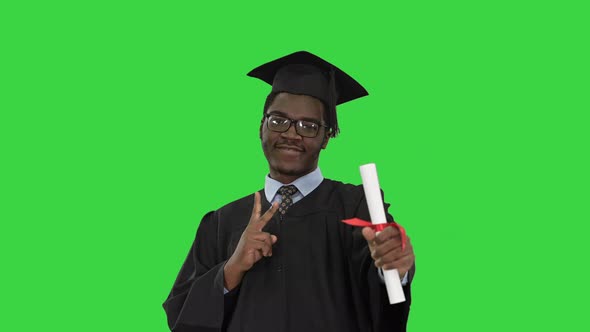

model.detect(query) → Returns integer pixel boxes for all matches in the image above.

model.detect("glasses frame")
[264,113,328,138]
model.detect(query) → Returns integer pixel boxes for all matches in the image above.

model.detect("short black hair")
[261,92,339,138]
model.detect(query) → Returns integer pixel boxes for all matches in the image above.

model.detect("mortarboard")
[247,51,368,137]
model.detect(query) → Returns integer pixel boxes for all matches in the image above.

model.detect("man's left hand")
[362,226,415,279]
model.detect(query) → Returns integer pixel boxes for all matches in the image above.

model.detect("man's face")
[261,92,329,183]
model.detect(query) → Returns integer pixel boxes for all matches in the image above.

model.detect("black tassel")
[328,67,339,137]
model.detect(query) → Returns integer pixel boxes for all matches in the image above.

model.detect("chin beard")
[275,164,307,176]
[278,168,306,176]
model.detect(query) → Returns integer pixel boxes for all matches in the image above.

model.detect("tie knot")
[278,185,298,197]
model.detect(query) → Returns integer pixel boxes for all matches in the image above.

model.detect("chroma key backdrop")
[1,1,588,331]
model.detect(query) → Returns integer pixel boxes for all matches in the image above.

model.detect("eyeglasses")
[265,113,328,138]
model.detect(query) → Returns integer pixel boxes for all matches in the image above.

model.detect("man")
[163,51,416,332]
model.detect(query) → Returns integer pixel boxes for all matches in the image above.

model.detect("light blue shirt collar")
[264,167,324,202]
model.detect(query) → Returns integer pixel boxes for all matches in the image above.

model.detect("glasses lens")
[268,115,290,132]
[297,121,319,137]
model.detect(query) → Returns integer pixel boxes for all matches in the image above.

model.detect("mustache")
[275,141,305,152]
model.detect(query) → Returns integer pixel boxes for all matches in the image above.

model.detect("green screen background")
[1,1,588,331]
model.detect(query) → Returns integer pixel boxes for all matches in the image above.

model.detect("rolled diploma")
[360,163,406,304]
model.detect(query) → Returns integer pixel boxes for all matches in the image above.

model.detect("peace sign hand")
[224,192,279,290]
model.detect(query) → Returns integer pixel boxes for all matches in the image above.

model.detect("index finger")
[376,225,400,244]
[249,191,262,223]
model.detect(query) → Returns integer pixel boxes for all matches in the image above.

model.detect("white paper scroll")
[360,163,406,304]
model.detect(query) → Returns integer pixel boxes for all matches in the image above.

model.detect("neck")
[269,168,316,184]
[269,173,301,185]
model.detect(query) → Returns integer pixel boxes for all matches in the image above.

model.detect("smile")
[276,145,304,153]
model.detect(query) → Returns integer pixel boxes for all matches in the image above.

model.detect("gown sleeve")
[162,211,238,332]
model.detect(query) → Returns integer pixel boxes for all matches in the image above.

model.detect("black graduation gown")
[163,179,413,332]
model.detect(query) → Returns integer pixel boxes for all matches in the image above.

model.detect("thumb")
[271,235,278,244]
[362,227,376,242]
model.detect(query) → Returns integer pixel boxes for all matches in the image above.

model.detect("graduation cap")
[247,51,369,137]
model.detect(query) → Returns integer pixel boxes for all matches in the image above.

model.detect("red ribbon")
[342,218,407,251]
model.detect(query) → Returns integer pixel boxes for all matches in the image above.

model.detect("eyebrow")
[268,110,322,123]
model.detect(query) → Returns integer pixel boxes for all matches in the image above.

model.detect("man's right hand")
[224,192,278,290]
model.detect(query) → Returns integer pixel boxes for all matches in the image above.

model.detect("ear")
[321,133,330,149]
[259,118,264,139]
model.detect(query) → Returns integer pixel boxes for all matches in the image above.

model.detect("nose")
[280,122,302,140]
